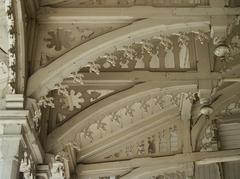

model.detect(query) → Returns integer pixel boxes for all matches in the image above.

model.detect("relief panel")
[83,121,181,163]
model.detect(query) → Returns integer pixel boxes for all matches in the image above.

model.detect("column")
[0,123,22,179]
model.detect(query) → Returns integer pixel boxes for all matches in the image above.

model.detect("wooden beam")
[72,71,221,82]
[37,7,240,24]
[77,149,240,176]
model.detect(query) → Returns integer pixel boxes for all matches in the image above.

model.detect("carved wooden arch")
[27,18,209,99]
[192,82,240,151]
[46,82,197,155]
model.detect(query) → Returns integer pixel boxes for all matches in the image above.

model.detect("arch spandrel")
[27,18,209,98]
[46,82,197,156]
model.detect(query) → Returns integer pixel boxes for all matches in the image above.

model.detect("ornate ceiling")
[1,0,240,179]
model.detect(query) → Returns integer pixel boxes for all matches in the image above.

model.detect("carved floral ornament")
[61,85,197,149]
[3,0,17,94]
[36,30,208,109]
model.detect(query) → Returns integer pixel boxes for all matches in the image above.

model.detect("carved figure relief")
[19,152,33,179]
[164,46,175,68]
[26,98,42,133]
[97,124,180,162]
[72,87,195,148]
[137,140,145,155]
[147,136,156,154]
[200,123,218,152]
[135,55,145,68]
[50,155,65,179]
[149,50,160,68]
[177,33,190,69]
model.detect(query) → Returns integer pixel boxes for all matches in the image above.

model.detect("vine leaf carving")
[44,28,75,51]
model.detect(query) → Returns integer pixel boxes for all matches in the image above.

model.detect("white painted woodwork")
[1,0,240,178]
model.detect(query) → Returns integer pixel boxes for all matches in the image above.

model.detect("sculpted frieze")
[35,30,207,111]
[96,124,179,162]
[65,86,196,150]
